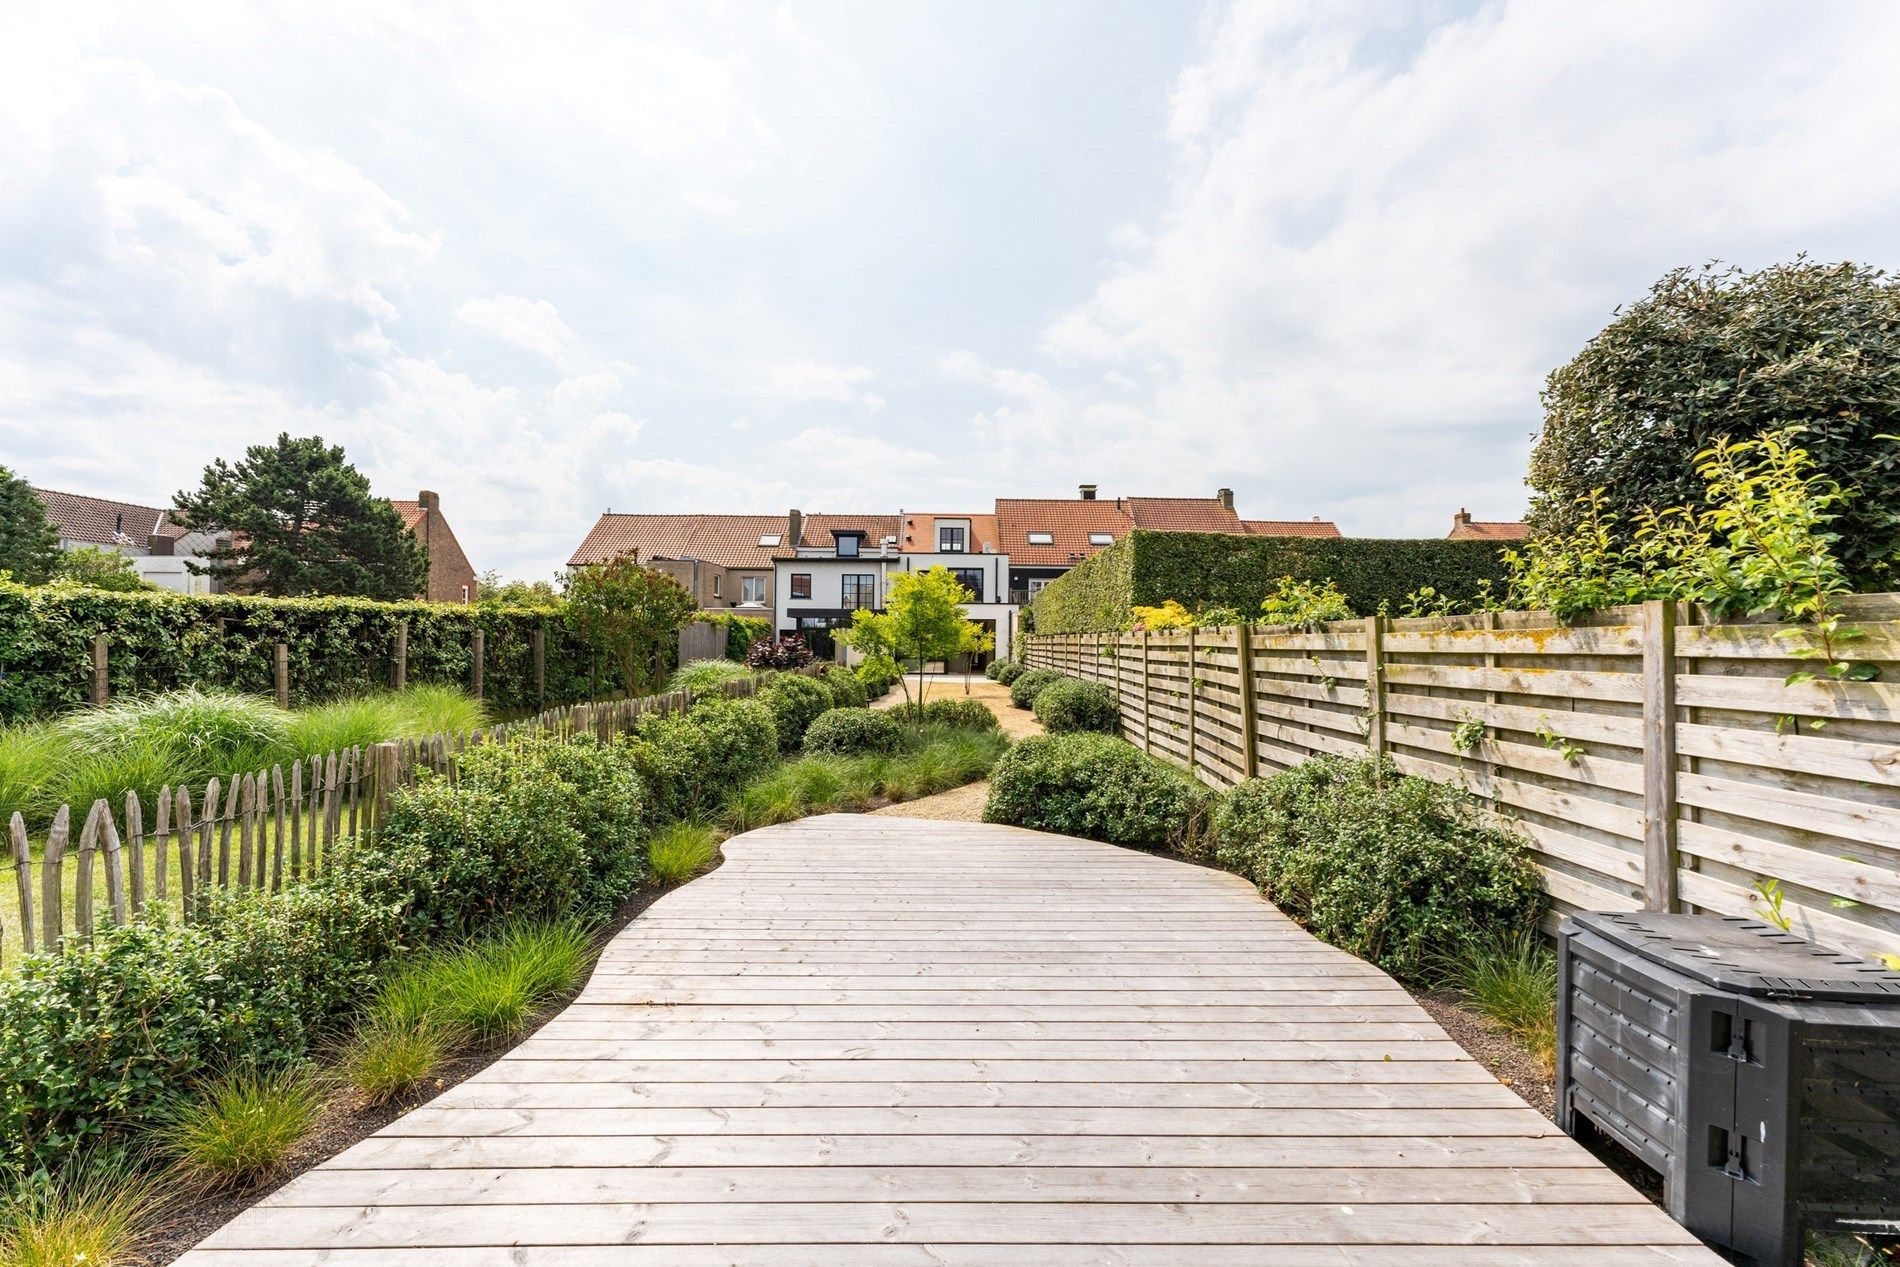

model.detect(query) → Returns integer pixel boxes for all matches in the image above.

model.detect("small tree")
[565,556,698,697]
[52,545,156,592]
[172,433,428,599]
[0,466,60,584]
[839,567,992,711]
[476,569,561,607]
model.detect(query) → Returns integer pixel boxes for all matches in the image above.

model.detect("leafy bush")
[992,661,1025,686]
[0,882,398,1170]
[759,674,834,751]
[855,656,902,698]
[918,697,999,731]
[1007,668,1063,710]
[1213,756,1544,980]
[1258,576,1353,630]
[745,633,815,670]
[647,821,722,885]
[983,660,1005,680]
[803,707,903,756]
[822,665,870,709]
[983,734,1211,852]
[665,658,754,694]
[625,699,777,822]
[156,1064,331,1189]
[1032,678,1119,734]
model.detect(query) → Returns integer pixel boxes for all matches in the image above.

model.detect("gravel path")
[871,675,1041,821]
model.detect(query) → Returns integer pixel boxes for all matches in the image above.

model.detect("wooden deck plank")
[178,814,1715,1263]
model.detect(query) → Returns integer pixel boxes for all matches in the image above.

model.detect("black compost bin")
[1558,912,1900,1265]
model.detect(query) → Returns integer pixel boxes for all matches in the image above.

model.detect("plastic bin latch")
[1709,1124,1749,1182]
[1712,1008,1752,1063]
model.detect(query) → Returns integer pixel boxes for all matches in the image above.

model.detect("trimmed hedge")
[0,582,593,722]
[918,697,1001,731]
[1033,678,1119,734]
[803,707,904,756]
[1213,756,1544,980]
[1008,668,1064,710]
[983,733,1213,852]
[1027,531,1511,633]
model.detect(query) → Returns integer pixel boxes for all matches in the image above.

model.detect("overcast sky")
[4,2,1899,581]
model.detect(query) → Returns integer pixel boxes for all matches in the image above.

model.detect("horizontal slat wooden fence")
[3,675,774,965]
[1023,594,1900,963]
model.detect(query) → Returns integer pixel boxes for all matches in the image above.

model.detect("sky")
[4,1,1900,581]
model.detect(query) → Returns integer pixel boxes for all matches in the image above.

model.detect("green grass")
[1434,929,1559,1074]
[724,724,1008,832]
[371,921,593,1048]
[338,1017,460,1106]
[664,660,754,694]
[155,1064,332,1190]
[648,821,722,884]
[0,1155,169,1267]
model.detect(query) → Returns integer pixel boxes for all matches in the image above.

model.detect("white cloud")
[454,295,586,369]
[757,360,884,411]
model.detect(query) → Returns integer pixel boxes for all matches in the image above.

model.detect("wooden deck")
[180,814,1717,1265]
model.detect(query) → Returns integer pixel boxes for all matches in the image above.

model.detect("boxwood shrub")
[629,698,778,821]
[918,697,999,731]
[993,661,1025,686]
[760,675,835,751]
[803,707,904,756]
[822,665,870,710]
[1033,678,1119,734]
[984,734,1211,852]
[1007,668,1064,710]
[1213,755,1544,980]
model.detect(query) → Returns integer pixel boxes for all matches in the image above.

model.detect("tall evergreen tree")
[173,433,429,599]
[0,466,61,584]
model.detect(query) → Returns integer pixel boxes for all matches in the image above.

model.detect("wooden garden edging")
[3,674,783,964]
[1024,594,1900,962]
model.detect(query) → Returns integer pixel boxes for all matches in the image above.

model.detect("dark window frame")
[950,568,985,603]
[836,532,862,558]
[790,573,812,600]
[842,573,879,609]
[938,525,967,553]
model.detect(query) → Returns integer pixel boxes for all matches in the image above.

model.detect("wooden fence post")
[1235,623,1259,779]
[532,626,547,706]
[90,635,109,705]
[393,620,409,690]
[1641,600,1680,913]
[1140,630,1153,755]
[1362,615,1387,761]
[273,642,290,709]
[367,742,402,838]
[471,628,485,699]
[1184,626,1198,774]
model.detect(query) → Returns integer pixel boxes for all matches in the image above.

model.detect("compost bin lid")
[1571,912,1900,1002]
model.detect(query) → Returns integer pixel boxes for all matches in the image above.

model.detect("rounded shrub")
[1007,668,1063,710]
[803,707,904,756]
[993,662,1025,686]
[983,733,1211,852]
[760,674,834,751]
[1212,755,1545,980]
[632,698,778,821]
[1033,678,1119,734]
[918,697,1000,731]
[822,665,870,710]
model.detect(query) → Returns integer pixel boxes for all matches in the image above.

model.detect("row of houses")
[570,486,1525,665]
[32,486,480,603]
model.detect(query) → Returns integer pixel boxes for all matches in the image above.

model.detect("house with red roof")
[389,490,479,604]
[1446,508,1529,541]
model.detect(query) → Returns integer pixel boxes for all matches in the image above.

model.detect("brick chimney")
[788,508,804,547]
[1454,507,1472,529]
[418,489,440,513]
[1078,484,1097,501]
[1217,487,1234,511]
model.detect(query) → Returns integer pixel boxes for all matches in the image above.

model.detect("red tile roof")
[1244,518,1343,538]
[35,488,170,546]
[1126,497,1244,533]
[569,514,790,570]
[994,498,1137,566]
[897,513,1001,554]
[795,513,903,550]
[1447,512,1529,541]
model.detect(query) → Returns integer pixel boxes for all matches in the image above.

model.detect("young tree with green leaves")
[564,556,699,697]
[0,466,60,584]
[52,545,156,592]
[1529,258,1900,588]
[172,433,428,599]
[839,566,993,711]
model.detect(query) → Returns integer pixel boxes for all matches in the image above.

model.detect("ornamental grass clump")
[647,821,722,885]
[155,1064,332,1190]
[665,659,754,694]
[1213,755,1544,980]
[338,1017,459,1107]
[1432,929,1559,1075]
[0,1155,169,1267]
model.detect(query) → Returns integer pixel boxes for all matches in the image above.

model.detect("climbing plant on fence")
[1027,531,1510,634]
[0,582,595,721]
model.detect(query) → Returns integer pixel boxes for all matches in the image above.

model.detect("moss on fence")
[1026,531,1511,633]
[0,582,596,721]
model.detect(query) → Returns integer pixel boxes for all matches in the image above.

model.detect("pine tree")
[172,433,429,599]
[0,466,61,584]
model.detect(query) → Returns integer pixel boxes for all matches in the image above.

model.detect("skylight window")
[757,534,782,546]
[1027,531,1054,545]
[1088,532,1114,545]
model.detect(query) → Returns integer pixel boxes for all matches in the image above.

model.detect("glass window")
[790,573,812,600]
[951,568,984,602]
[712,574,722,598]
[938,526,967,553]
[757,533,782,547]
[836,533,861,557]
[1088,532,1114,546]
[1027,577,1051,597]
[1026,531,1054,545]
[842,573,879,609]
[741,575,766,604]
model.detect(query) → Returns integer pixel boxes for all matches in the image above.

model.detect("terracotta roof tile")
[795,513,902,550]
[897,512,1001,554]
[1125,497,1245,533]
[34,488,169,547]
[1448,519,1529,541]
[1243,518,1343,538]
[570,514,790,569]
[389,500,428,533]
[994,498,1137,566]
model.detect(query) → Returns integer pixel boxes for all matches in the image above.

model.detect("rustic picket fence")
[3,675,772,963]
[1023,594,1900,963]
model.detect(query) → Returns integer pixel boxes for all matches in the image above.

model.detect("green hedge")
[1026,531,1511,633]
[0,582,596,722]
